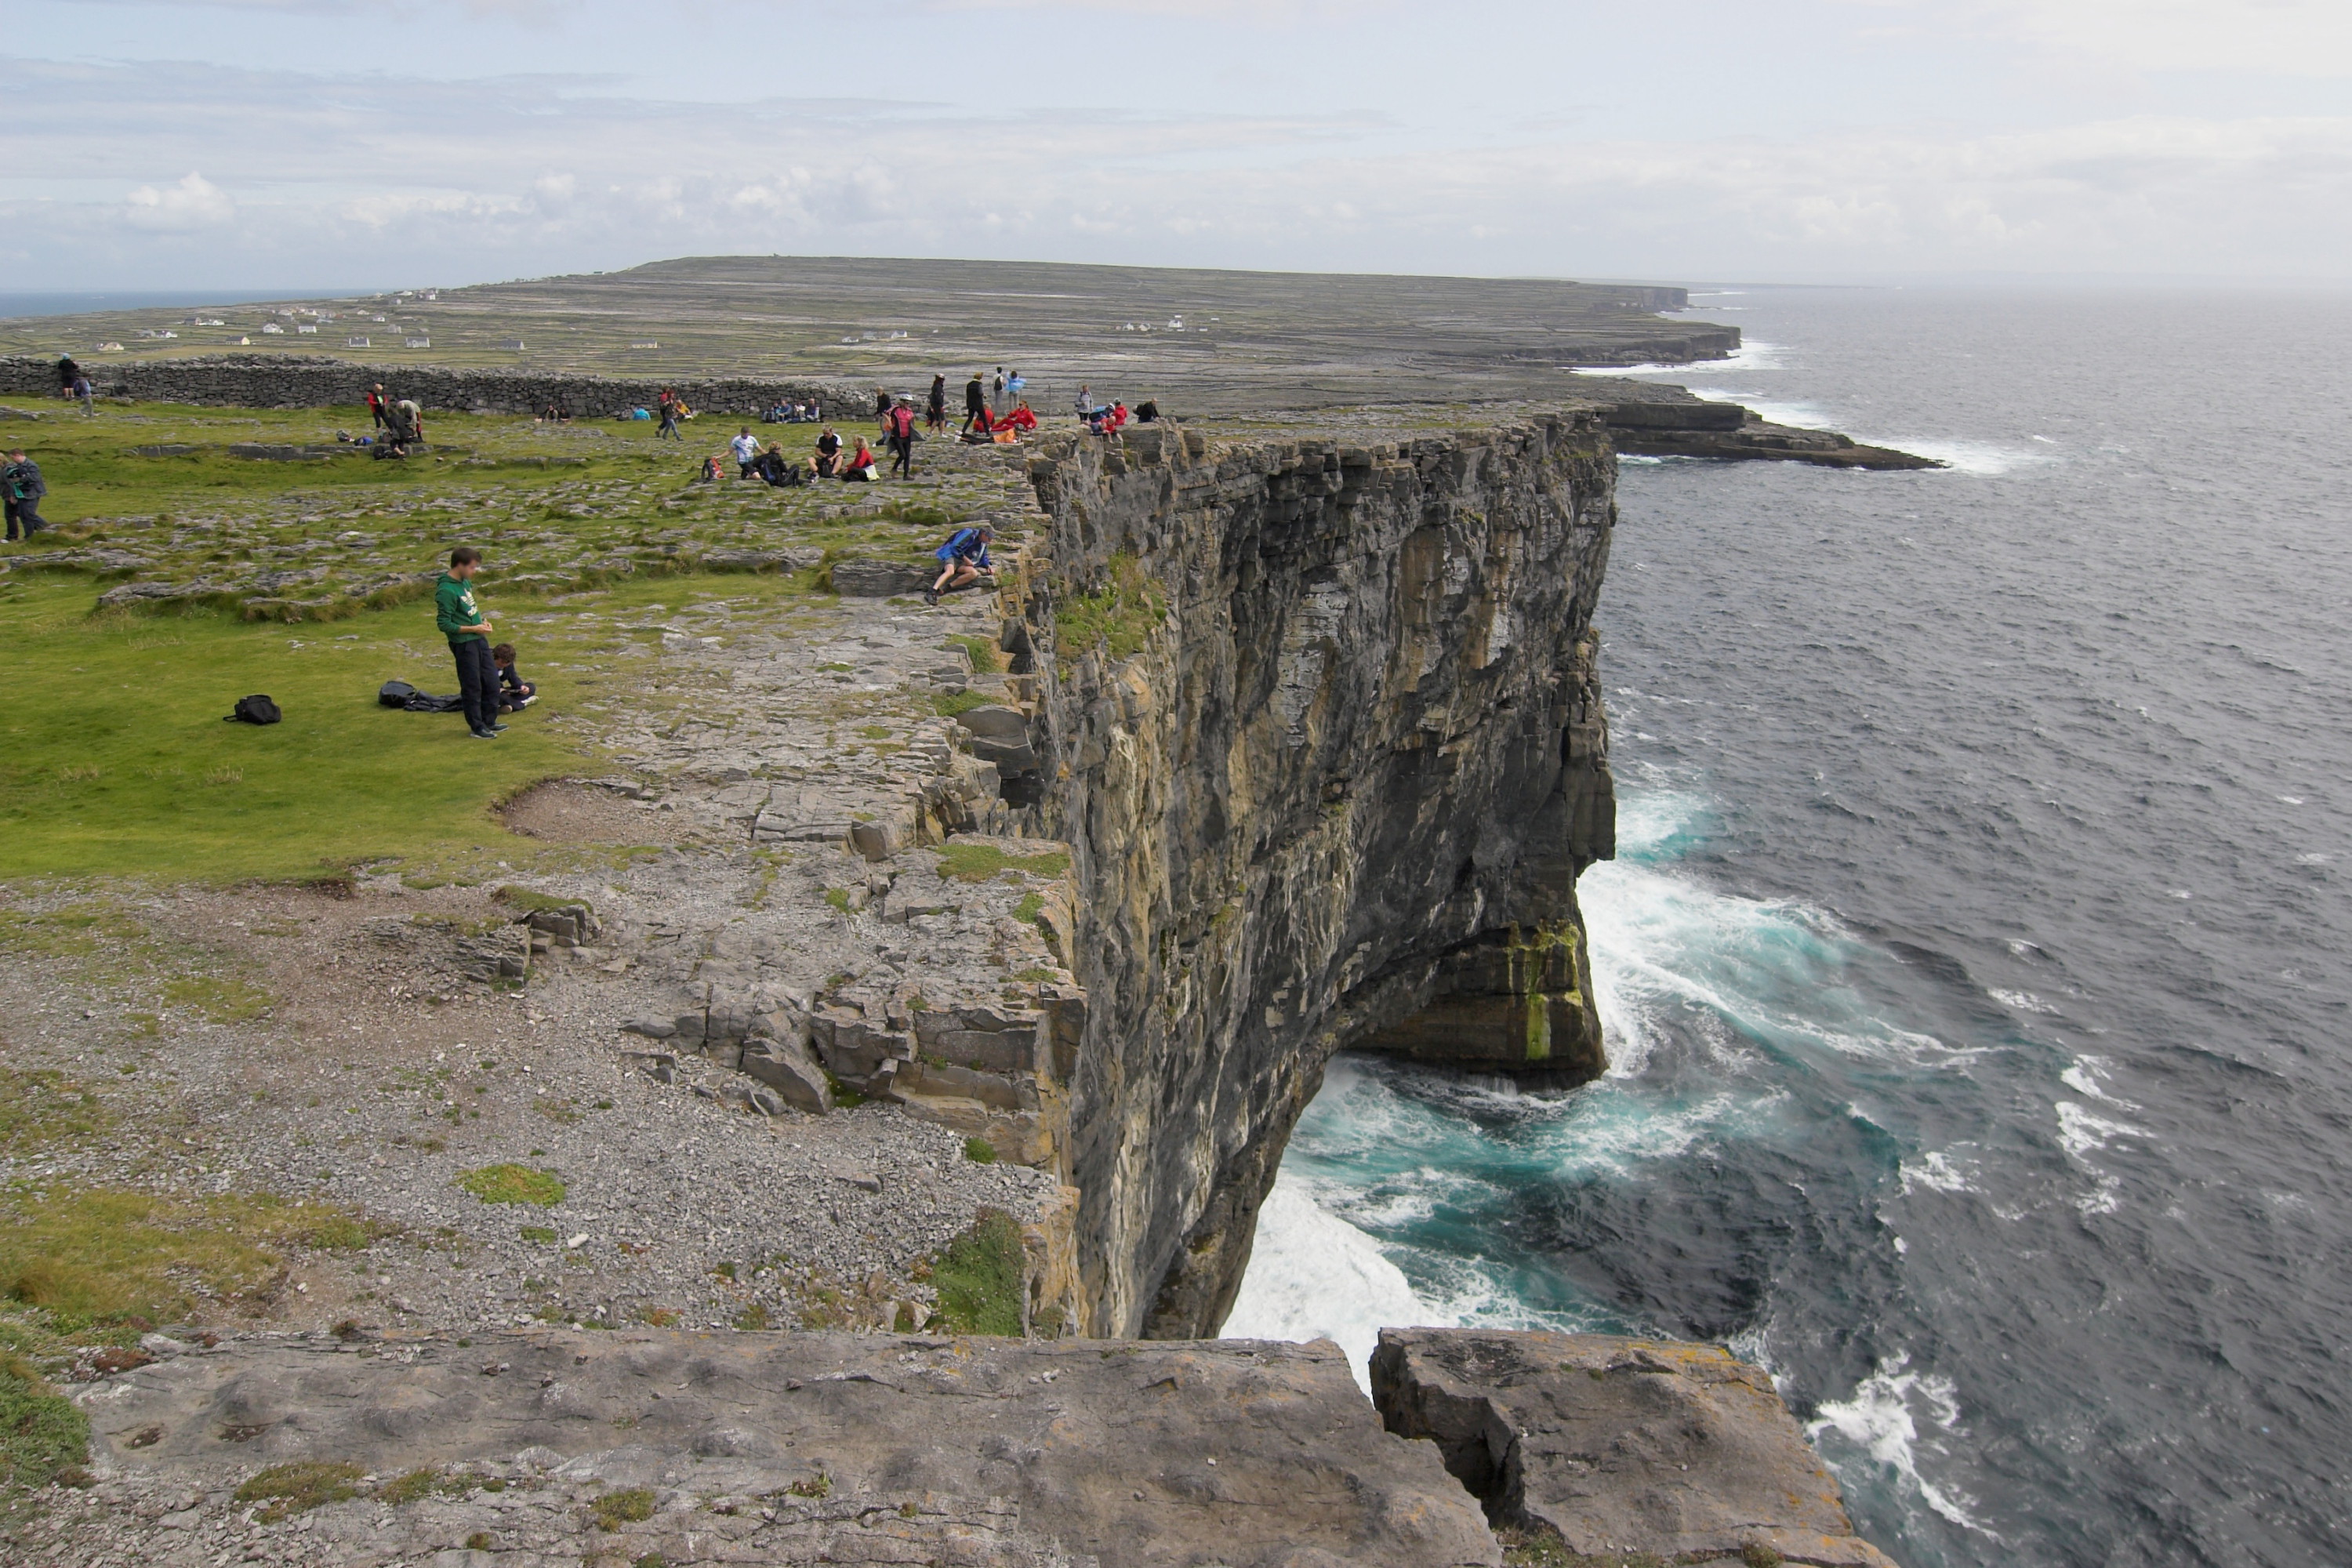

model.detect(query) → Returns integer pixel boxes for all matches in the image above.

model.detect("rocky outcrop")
[1589,391,1941,470]
[1004,416,1617,1340]
[67,1327,1499,1568]
[1374,1330,1900,1567]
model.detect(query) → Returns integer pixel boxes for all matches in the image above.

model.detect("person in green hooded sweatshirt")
[435,546,503,739]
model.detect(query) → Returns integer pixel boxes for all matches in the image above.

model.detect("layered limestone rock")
[1003,416,1617,1340]
[1374,1329,1901,1568]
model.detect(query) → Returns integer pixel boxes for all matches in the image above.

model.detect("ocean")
[1224,285,2352,1568]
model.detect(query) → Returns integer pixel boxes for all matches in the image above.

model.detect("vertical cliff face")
[1008,415,1617,1341]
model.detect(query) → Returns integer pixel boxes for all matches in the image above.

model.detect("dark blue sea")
[1226,285,2352,1568]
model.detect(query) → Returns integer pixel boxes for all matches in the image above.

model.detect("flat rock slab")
[78,1328,1499,1568]
[1372,1329,1899,1568]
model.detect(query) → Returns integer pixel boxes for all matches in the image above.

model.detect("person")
[840,437,878,481]
[813,425,842,477]
[71,373,94,417]
[55,356,80,396]
[491,644,535,710]
[964,372,985,431]
[1073,383,1091,419]
[926,374,948,433]
[1134,399,1160,423]
[385,398,425,452]
[886,399,917,478]
[1006,370,1025,402]
[754,442,805,487]
[924,524,993,605]
[656,391,682,441]
[1002,400,1038,433]
[959,405,996,445]
[434,547,503,739]
[991,367,1006,412]
[731,426,760,478]
[366,383,388,430]
[4,450,48,540]
[874,388,892,431]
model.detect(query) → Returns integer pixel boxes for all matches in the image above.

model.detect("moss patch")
[934,843,1069,883]
[456,1163,565,1207]
[235,1461,367,1523]
[0,1069,111,1155]
[593,1487,657,1530]
[928,1208,1025,1337]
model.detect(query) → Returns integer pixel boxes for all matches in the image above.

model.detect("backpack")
[227,695,281,725]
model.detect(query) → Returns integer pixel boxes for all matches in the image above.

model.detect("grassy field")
[0,399,1015,884]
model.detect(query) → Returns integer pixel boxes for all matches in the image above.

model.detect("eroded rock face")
[1011,417,1617,1339]
[74,1328,1500,1568]
[1372,1329,1901,1568]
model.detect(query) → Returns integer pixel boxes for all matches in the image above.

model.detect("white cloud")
[6,60,2350,284]
[1851,0,2352,78]
[124,170,234,230]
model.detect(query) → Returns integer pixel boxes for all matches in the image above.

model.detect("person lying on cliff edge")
[434,548,504,740]
[923,524,994,606]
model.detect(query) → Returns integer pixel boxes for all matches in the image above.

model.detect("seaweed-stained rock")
[1371,1328,1900,1568]
[78,1329,1501,1568]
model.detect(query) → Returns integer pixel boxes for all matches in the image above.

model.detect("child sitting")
[491,644,535,710]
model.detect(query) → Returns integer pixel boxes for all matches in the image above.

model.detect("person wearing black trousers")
[962,372,985,431]
[3,451,48,540]
[434,547,503,739]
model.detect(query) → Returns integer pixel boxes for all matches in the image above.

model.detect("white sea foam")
[1900,1149,1979,1196]
[1859,436,2050,477]
[2059,1055,2136,1105]
[1807,1355,1992,1535]
[1571,340,1785,376]
[2056,1100,2143,1160]
[1683,390,1840,430]
[1221,1170,1441,1390]
[1990,988,2058,1015]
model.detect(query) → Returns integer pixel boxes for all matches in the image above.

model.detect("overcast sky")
[5,0,2349,290]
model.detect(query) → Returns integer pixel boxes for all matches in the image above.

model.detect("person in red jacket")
[886,399,917,478]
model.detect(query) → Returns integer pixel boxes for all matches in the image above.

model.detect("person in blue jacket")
[924,524,994,605]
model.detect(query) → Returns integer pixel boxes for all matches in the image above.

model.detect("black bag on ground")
[379,679,463,713]
[227,695,281,725]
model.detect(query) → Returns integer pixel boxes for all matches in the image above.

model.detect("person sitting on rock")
[731,426,761,478]
[1001,401,1038,433]
[840,437,879,481]
[924,524,994,605]
[813,426,842,477]
[754,442,805,487]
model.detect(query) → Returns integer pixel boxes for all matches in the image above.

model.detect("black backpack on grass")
[227,695,281,725]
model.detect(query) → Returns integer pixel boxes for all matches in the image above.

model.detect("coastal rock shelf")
[50,1325,1887,1568]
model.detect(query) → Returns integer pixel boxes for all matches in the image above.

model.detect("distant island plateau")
[0,256,1919,1567]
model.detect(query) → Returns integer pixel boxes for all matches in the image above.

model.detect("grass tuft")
[0,1353,88,1494]
[927,1208,1025,1337]
[456,1163,565,1207]
[1053,550,1165,663]
[235,1461,366,1523]
[592,1486,657,1531]
[962,1137,998,1165]
[934,843,1069,882]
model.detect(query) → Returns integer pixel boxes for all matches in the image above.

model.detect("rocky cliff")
[1001,416,1618,1340]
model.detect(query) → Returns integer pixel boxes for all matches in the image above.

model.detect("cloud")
[1848,0,2352,78]
[5,60,2350,285]
[125,171,235,230]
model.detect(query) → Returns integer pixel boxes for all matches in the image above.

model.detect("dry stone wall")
[0,353,861,419]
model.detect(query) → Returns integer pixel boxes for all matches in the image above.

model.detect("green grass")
[934,843,1069,882]
[0,1189,376,1330]
[1053,550,1166,663]
[927,1208,1025,1336]
[593,1487,656,1530]
[962,1137,998,1165]
[0,398,1032,882]
[456,1164,565,1207]
[235,1461,366,1523]
[0,1069,111,1155]
[930,689,991,717]
[0,1354,87,1494]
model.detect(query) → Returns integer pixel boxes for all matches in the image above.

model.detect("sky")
[3,0,2349,291]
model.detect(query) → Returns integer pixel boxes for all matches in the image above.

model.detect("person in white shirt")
[731,427,760,478]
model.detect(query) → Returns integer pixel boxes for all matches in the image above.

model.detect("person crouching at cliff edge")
[924,524,993,606]
[435,547,503,739]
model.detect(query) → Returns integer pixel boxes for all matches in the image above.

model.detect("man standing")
[731,426,760,478]
[434,547,503,739]
[71,373,94,417]
[963,372,985,431]
[991,367,1006,412]
[366,383,388,430]
[3,450,47,540]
